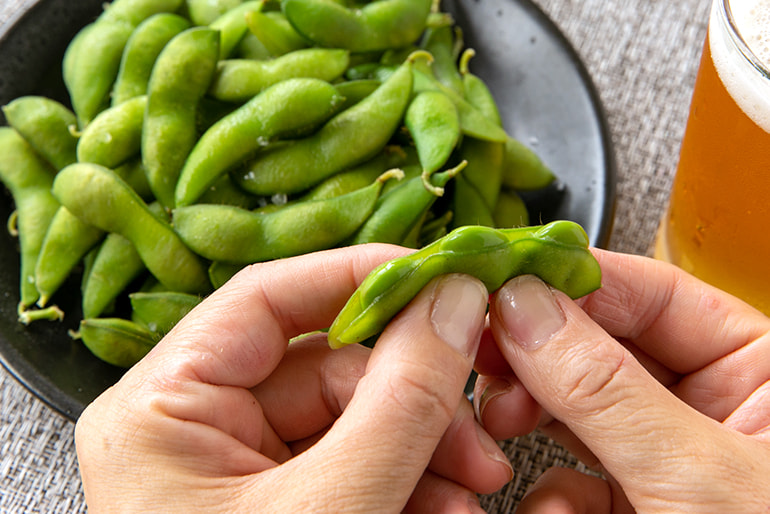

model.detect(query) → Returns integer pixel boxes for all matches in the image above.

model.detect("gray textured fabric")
[0,0,710,511]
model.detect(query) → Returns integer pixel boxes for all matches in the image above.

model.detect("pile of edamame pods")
[0,0,594,368]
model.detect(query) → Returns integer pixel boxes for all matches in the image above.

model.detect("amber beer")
[656,0,770,315]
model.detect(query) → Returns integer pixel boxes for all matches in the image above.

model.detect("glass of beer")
[655,0,770,315]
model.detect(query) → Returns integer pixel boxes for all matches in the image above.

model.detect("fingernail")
[496,275,565,350]
[475,422,514,481]
[474,376,515,422]
[431,274,488,357]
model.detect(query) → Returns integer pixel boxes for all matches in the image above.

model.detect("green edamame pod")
[328,220,601,348]
[52,162,211,294]
[282,0,431,52]
[234,32,273,60]
[459,49,503,127]
[418,210,454,247]
[2,96,78,170]
[129,291,202,335]
[34,207,104,307]
[174,169,403,263]
[413,68,508,144]
[197,174,262,209]
[349,160,466,245]
[63,21,134,127]
[175,77,344,207]
[81,232,145,319]
[451,174,496,228]
[63,0,184,126]
[501,136,556,191]
[209,1,264,59]
[113,158,154,200]
[77,317,159,368]
[77,95,146,169]
[101,0,185,27]
[235,52,419,195]
[420,24,464,94]
[142,27,220,207]
[404,90,461,195]
[299,148,407,202]
[458,136,504,209]
[493,189,530,228]
[208,49,350,103]
[333,79,381,111]
[0,128,59,313]
[111,14,191,106]
[184,0,244,26]
[208,261,243,289]
[245,10,310,57]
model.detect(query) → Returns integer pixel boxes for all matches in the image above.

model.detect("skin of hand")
[74,244,515,514]
[474,248,770,513]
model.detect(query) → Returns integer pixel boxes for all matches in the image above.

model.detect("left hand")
[75,245,513,513]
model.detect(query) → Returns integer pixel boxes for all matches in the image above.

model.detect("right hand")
[474,249,770,512]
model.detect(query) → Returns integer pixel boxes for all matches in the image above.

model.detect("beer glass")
[655,0,770,315]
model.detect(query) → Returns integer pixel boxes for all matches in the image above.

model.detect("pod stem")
[18,304,64,325]
[459,48,476,75]
[6,210,18,237]
[422,159,468,197]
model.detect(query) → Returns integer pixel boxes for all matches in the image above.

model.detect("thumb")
[487,275,728,505]
[297,274,490,511]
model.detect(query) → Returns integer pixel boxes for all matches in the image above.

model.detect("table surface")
[0,0,710,511]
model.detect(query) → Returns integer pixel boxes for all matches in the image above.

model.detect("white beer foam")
[711,0,770,132]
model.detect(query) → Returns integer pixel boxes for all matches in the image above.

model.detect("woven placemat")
[0,0,710,511]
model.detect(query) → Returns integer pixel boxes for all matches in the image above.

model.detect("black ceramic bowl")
[0,0,616,421]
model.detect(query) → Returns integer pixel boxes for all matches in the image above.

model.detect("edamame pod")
[77,95,146,168]
[349,160,466,245]
[64,0,184,126]
[245,10,309,57]
[328,220,601,348]
[209,1,263,59]
[0,128,59,313]
[451,174,496,228]
[63,21,134,127]
[299,148,407,202]
[493,189,530,228]
[458,136,504,209]
[174,169,403,264]
[2,96,78,170]
[101,0,185,27]
[35,207,104,307]
[175,77,344,207]
[81,232,146,319]
[420,24,464,94]
[501,136,556,191]
[235,53,418,195]
[52,163,211,294]
[76,317,159,368]
[459,48,503,127]
[412,68,508,143]
[129,291,202,335]
[282,0,432,52]
[111,13,191,106]
[142,27,220,207]
[333,79,381,111]
[208,48,350,102]
[184,0,244,26]
[404,90,461,195]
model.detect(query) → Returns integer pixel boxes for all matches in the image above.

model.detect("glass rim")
[720,0,770,80]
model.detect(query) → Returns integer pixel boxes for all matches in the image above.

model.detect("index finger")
[581,248,770,374]
[144,244,412,388]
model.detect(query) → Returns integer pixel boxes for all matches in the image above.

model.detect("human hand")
[75,245,514,513]
[474,249,770,512]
